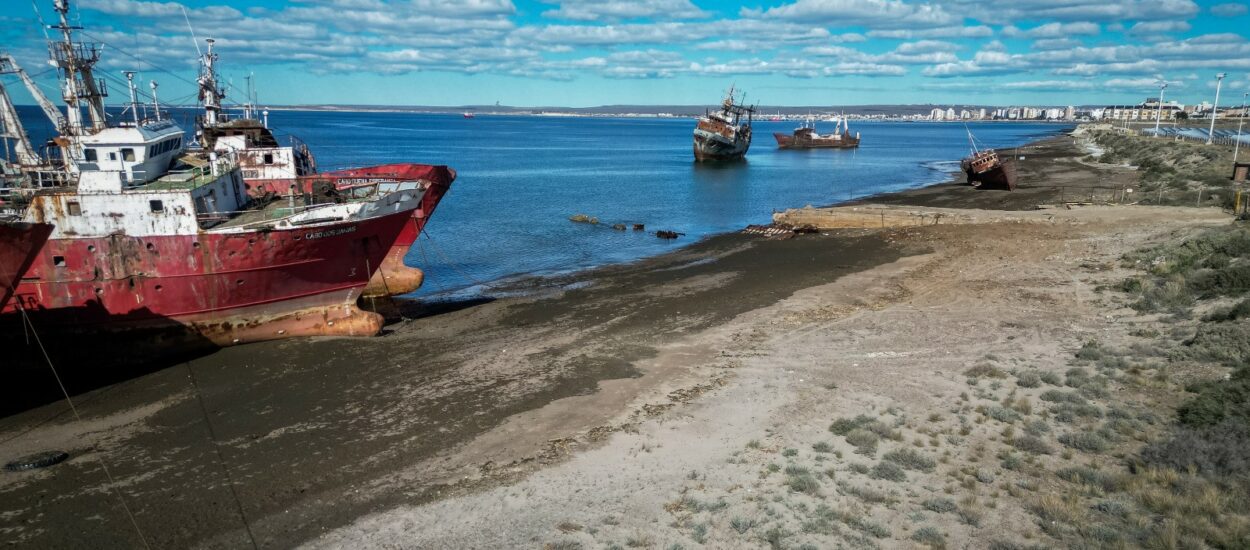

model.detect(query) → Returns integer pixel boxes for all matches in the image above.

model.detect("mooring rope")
[14,304,152,550]
[183,361,260,550]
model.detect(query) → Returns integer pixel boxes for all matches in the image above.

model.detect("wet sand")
[0,132,1216,548]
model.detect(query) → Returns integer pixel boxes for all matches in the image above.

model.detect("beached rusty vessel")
[774,117,860,149]
[0,1,423,352]
[194,42,455,298]
[693,87,754,162]
[0,221,52,312]
[961,129,1017,190]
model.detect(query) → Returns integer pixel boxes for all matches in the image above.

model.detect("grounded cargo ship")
[693,87,755,162]
[193,41,455,297]
[0,0,423,354]
[960,130,1018,190]
[774,117,860,149]
[0,221,52,312]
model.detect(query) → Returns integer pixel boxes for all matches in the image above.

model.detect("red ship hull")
[246,163,456,297]
[1,221,54,312]
[773,132,860,149]
[1,206,415,349]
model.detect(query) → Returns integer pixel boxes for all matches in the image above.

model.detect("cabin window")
[67,201,81,215]
[83,148,97,162]
[53,256,66,268]
[121,148,135,162]
[148,145,156,157]
[263,153,274,165]
[108,151,117,161]
[149,199,164,213]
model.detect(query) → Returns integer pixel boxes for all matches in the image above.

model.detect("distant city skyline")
[1,0,1249,108]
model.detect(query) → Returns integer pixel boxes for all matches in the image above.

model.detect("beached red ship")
[0,221,52,312]
[960,129,1017,190]
[0,0,423,352]
[193,41,455,297]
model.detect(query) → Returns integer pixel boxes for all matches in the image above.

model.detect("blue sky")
[2,0,1249,107]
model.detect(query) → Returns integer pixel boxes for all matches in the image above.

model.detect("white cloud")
[1127,21,1191,35]
[1210,3,1248,17]
[1001,22,1100,39]
[867,26,993,39]
[541,0,707,21]
[742,0,957,28]
[942,0,1198,24]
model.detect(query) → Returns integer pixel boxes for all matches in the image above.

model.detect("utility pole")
[1208,72,1227,144]
[1235,91,1247,165]
[1154,81,1167,133]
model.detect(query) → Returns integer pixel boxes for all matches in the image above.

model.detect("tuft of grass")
[1029,493,1085,525]
[922,497,957,514]
[1058,432,1110,453]
[1023,419,1051,436]
[986,405,1023,424]
[690,523,708,544]
[811,441,833,453]
[1040,371,1062,385]
[845,429,880,455]
[1011,435,1053,455]
[882,448,936,472]
[911,526,946,549]
[1016,371,1042,388]
[837,481,898,505]
[786,472,822,494]
[1056,465,1122,492]
[966,364,1007,378]
[869,461,907,482]
[729,516,756,534]
[782,448,798,457]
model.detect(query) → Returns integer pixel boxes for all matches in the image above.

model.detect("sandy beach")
[0,132,1241,548]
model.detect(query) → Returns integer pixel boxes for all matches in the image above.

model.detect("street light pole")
[1155,81,1167,133]
[1208,72,1227,144]
[1235,91,1247,164]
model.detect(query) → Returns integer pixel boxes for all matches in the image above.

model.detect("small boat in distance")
[960,128,1017,190]
[774,116,860,149]
[463,112,475,119]
[693,86,755,162]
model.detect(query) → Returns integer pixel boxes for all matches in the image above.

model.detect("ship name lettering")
[304,226,357,240]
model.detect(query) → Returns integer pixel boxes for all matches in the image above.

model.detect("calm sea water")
[14,107,1068,297]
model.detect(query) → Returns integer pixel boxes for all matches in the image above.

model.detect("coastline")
[0,131,1236,548]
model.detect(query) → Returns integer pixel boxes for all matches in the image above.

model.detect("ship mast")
[198,38,225,127]
[49,0,108,135]
[0,76,41,167]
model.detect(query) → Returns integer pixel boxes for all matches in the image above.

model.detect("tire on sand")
[5,451,70,472]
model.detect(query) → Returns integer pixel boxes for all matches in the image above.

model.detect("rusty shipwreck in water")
[774,117,860,149]
[693,86,755,162]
